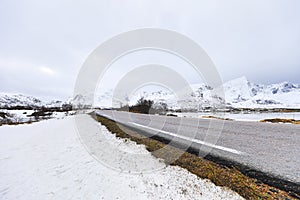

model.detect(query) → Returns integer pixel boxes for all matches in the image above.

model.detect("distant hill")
[95,76,300,110]
[1,77,299,110]
[0,93,64,109]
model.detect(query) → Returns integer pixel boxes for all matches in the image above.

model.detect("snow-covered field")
[0,115,242,200]
[0,109,75,125]
[0,110,35,123]
[171,112,300,121]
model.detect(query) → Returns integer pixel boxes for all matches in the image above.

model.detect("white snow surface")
[0,109,75,124]
[0,115,243,200]
[169,112,300,121]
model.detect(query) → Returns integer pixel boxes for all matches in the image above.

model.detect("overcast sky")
[0,0,299,100]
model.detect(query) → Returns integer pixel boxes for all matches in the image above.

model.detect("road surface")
[96,110,300,185]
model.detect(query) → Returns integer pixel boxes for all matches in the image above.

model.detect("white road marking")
[128,122,244,155]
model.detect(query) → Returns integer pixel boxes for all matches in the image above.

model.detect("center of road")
[128,122,245,155]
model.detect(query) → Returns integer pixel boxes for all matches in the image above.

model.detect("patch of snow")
[170,112,300,121]
[0,109,35,123]
[0,109,75,125]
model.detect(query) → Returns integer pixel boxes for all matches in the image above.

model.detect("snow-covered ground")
[171,112,300,121]
[0,115,242,200]
[0,109,76,125]
[0,110,35,123]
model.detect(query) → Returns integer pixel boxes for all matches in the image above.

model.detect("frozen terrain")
[170,112,300,121]
[0,115,242,200]
[0,109,74,125]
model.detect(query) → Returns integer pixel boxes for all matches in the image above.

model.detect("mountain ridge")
[1,77,299,109]
[96,76,300,109]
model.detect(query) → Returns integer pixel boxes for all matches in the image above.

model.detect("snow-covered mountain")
[221,77,300,108]
[0,93,64,109]
[1,77,299,110]
[95,77,300,109]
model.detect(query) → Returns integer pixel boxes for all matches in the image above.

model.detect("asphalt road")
[96,110,300,185]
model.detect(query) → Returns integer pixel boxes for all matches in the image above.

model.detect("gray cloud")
[0,0,299,100]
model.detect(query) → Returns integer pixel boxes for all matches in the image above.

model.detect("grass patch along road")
[260,118,300,124]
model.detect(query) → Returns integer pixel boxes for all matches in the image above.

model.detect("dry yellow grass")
[260,118,300,124]
[202,115,233,121]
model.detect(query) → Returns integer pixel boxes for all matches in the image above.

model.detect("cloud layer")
[0,0,299,100]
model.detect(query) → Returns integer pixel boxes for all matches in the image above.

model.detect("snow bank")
[0,115,243,200]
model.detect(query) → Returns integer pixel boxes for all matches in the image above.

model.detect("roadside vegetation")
[92,113,298,200]
[118,98,167,114]
[260,118,300,124]
[0,111,34,126]
[0,106,74,126]
[202,115,233,121]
